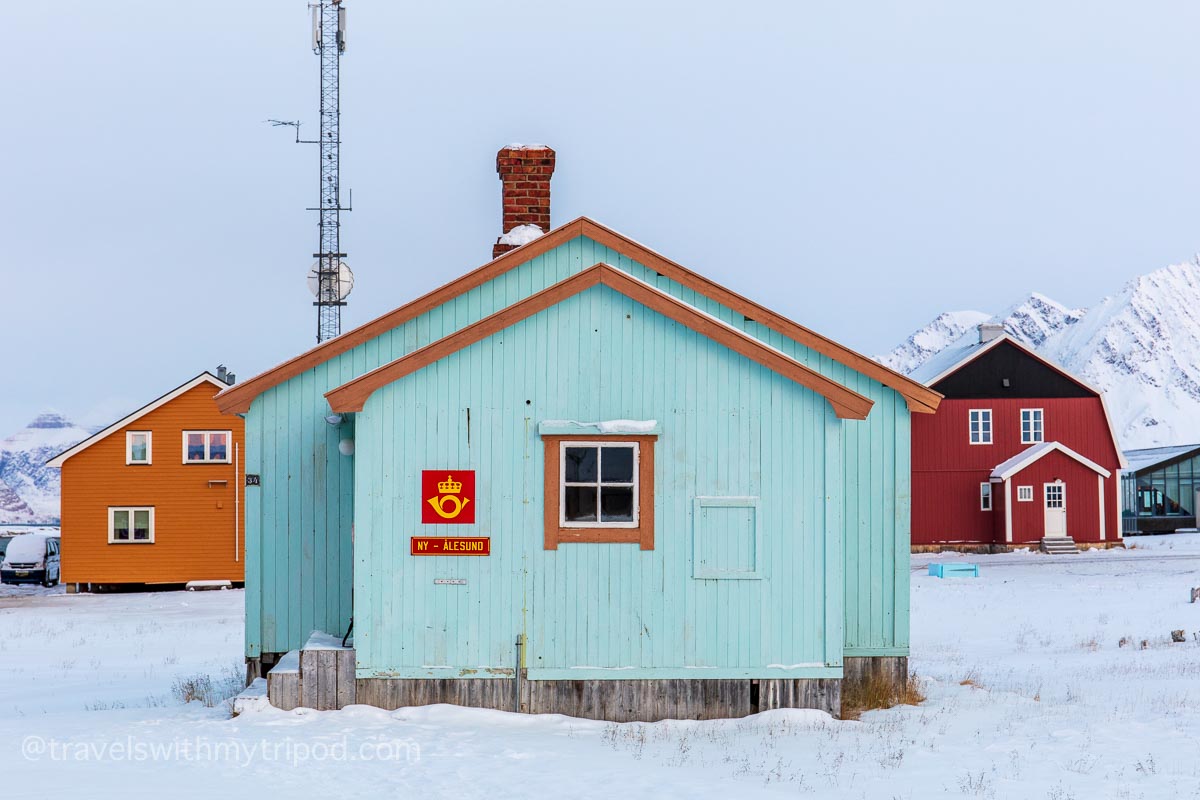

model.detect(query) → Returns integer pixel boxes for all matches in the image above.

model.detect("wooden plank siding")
[352,285,843,680]
[241,233,912,662]
[912,396,1121,546]
[58,383,245,585]
[840,372,910,655]
[354,677,840,721]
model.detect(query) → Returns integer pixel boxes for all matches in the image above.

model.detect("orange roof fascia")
[576,220,940,413]
[324,264,875,420]
[218,217,939,415]
[214,221,588,414]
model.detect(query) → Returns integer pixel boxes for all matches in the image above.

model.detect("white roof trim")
[1098,393,1129,470]
[45,373,226,468]
[990,440,1112,482]
[923,333,1127,470]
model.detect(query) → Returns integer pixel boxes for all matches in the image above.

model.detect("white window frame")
[559,440,640,529]
[182,430,233,464]
[969,409,993,445]
[1017,485,1034,502]
[1045,481,1066,509]
[980,482,993,511]
[108,506,155,544]
[125,431,152,465]
[1020,408,1044,444]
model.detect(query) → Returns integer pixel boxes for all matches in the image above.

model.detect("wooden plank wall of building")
[353,285,843,681]
[354,678,840,721]
[243,234,911,664]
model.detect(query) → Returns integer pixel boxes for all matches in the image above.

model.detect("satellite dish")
[307,260,354,301]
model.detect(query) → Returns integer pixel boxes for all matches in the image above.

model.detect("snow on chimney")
[977,323,1005,344]
[492,144,555,259]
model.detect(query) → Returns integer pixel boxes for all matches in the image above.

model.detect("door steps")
[1040,536,1079,554]
[265,631,356,711]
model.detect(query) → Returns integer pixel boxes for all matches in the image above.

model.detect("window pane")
[130,434,147,462]
[564,486,597,522]
[600,487,634,521]
[133,510,150,540]
[564,447,597,482]
[1166,474,1182,515]
[600,447,634,483]
[209,433,228,461]
[113,510,130,540]
[187,433,206,461]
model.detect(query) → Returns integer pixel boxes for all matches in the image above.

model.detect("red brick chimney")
[492,144,556,259]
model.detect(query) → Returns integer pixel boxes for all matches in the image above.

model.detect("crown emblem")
[438,474,462,494]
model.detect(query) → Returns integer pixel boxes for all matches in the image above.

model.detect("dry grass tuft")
[958,668,982,688]
[171,662,246,709]
[841,671,925,720]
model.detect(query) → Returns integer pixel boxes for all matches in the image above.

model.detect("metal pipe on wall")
[513,634,524,713]
[235,443,240,562]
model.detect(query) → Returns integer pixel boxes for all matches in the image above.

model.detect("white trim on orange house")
[46,374,226,468]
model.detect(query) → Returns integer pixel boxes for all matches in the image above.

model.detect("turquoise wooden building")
[218,147,940,719]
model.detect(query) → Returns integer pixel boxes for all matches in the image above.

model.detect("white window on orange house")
[109,507,154,543]
[126,431,152,465]
[182,431,231,463]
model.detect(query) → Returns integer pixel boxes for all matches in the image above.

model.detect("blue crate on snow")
[928,562,979,578]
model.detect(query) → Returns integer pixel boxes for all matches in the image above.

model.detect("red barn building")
[910,325,1125,552]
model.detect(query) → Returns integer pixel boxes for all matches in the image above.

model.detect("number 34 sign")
[421,470,476,524]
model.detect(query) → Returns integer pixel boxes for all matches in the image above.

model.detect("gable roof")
[990,440,1112,481]
[45,373,227,468]
[911,333,1128,469]
[325,263,876,419]
[216,217,940,415]
[910,333,1099,393]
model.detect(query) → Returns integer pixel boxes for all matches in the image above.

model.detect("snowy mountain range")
[0,413,93,524]
[880,257,1200,450]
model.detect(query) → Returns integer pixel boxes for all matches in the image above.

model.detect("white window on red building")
[969,409,992,445]
[1021,408,1044,444]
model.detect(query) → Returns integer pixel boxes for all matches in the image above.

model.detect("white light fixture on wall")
[338,438,355,457]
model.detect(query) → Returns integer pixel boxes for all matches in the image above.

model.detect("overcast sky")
[6,1,1200,435]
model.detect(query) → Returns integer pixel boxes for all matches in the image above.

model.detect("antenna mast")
[272,2,352,344]
[313,0,349,343]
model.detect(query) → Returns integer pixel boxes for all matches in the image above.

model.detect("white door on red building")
[1044,481,1067,537]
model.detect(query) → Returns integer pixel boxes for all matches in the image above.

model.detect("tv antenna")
[268,0,352,344]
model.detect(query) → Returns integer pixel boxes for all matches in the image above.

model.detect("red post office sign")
[411,537,490,556]
[421,470,476,524]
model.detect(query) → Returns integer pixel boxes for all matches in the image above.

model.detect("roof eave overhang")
[217,217,940,416]
[324,263,875,421]
[990,441,1112,482]
[46,373,226,468]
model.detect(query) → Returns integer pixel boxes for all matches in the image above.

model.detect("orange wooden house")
[46,371,246,591]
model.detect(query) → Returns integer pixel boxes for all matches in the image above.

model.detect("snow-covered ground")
[2,538,1199,798]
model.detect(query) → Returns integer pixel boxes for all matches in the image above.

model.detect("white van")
[0,534,61,587]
